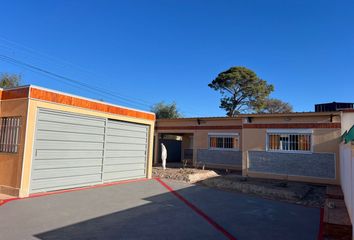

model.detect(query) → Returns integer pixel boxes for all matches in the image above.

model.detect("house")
[155,109,354,185]
[0,85,155,197]
[1,84,353,198]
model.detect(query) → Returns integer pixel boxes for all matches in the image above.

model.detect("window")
[209,133,239,150]
[0,117,21,153]
[267,130,312,152]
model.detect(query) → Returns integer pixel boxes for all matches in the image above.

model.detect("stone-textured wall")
[197,149,242,166]
[248,151,336,179]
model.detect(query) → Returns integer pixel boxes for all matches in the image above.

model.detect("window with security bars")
[0,117,21,153]
[209,135,239,150]
[267,133,311,152]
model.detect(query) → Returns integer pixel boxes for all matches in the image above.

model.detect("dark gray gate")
[159,139,182,162]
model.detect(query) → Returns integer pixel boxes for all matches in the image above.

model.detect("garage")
[30,108,149,193]
[0,85,155,197]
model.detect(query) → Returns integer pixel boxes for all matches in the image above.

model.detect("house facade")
[1,84,353,198]
[0,85,155,197]
[155,111,354,185]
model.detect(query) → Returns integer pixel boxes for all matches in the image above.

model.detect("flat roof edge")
[28,85,155,116]
[158,112,341,121]
[0,85,155,120]
[0,85,31,91]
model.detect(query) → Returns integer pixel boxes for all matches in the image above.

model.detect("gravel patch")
[153,167,325,208]
[153,167,219,183]
[200,174,326,207]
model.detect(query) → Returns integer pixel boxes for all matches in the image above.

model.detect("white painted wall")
[340,143,354,240]
[341,112,354,134]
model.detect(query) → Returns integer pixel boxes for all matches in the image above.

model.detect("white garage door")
[30,108,148,193]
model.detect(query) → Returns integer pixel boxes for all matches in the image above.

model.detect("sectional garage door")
[30,108,148,193]
[104,120,148,182]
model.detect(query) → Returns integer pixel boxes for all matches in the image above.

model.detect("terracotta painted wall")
[0,98,29,195]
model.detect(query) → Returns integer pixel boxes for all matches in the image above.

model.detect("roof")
[157,111,341,121]
[0,85,155,121]
[315,101,354,105]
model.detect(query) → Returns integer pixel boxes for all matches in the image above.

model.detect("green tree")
[208,66,274,116]
[0,73,21,88]
[151,102,183,119]
[256,98,293,113]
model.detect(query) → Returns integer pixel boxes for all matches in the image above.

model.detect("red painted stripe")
[317,207,324,240]
[243,123,341,129]
[156,125,242,130]
[155,178,237,240]
[0,178,148,207]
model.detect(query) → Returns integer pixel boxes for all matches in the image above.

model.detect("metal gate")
[30,108,148,193]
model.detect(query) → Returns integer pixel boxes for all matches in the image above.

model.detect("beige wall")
[194,129,243,149]
[0,98,29,195]
[19,99,155,197]
[156,113,341,184]
[243,128,341,154]
[242,127,341,184]
[182,134,193,150]
[242,129,266,151]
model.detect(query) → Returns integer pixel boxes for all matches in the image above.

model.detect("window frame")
[208,133,240,151]
[0,116,21,154]
[266,129,313,154]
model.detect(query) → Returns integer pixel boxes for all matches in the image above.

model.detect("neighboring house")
[0,85,155,197]
[155,109,354,185]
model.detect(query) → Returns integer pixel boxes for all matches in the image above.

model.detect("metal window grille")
[0,117,21,153]
[267,133,311,152]
[209,136,239,150]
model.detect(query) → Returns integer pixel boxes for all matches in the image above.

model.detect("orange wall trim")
[29,87,155,120]
[0,86,155,120]
[243,123,341,129]
[156,125,243,130]
[0,88,29,100]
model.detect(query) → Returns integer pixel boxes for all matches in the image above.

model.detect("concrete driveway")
[0,179,320,240]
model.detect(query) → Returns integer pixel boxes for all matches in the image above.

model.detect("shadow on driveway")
[0,179,320,240]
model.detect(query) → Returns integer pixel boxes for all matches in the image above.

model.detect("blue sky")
[0,0,353,116]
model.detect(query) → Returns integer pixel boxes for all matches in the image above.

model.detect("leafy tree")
[151,101,183,119]
[256,98,293,113]
[208,66,274,116]
[0,73,21,88]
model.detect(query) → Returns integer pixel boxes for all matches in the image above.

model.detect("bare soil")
[153,167,326,208]
[153,167,218,183]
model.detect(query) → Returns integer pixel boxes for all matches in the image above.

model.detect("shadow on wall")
[159,139,182,163]
[312,135,341,153]
[32,180,320,240]
[247,151,336,180]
